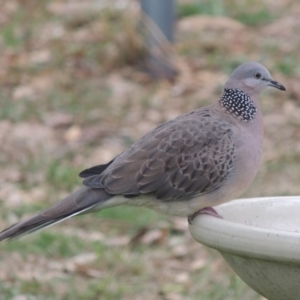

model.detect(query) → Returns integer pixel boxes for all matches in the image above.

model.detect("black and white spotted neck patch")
[219,88,257,122]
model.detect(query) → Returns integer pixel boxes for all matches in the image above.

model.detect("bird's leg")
[188,207,222,224]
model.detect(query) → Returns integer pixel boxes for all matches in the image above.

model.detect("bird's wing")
[79,160,115,178]
[82,109,236,201]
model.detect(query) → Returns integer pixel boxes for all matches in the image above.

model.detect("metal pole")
[140,0,175,42]
[140,0,176,79]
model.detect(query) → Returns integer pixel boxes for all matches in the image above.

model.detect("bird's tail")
[0,187,111,241]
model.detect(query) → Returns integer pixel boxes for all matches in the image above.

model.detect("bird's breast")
[229,120,264,194]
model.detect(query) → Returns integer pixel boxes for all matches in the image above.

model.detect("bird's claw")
[188,207,222,224]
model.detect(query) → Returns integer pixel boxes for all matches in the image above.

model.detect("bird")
[0,62,285,241]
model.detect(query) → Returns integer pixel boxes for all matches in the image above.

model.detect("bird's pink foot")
[188,207,222,224]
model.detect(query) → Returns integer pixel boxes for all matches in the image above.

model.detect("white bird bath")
[189,197,300,300]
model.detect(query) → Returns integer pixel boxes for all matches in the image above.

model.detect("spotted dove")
[0,62,286,240]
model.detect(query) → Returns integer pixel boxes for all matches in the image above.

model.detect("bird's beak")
[268,80,286,91]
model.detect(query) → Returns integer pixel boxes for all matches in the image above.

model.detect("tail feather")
[0,187,111,241]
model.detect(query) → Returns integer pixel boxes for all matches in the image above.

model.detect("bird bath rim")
[189,196,300,264]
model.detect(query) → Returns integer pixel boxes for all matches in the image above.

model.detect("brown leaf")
[64,125,82,143]
[44,112,73,128]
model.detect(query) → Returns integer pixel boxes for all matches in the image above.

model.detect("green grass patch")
[178,0,224,17]
[98,205,164,226]
[235,9,276,26]
[1,231,87,257]
[46,161,82,191]
[0,94,42,122]
[275,57,297,76]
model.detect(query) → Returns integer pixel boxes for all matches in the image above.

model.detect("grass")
[178,0,276,26]
[46,161,82,190]
[178,0,224,17]
[2,232,86,257]
[275,57,298,76]
[235,9,275,26]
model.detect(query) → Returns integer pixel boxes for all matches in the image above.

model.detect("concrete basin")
[189,197,300,300]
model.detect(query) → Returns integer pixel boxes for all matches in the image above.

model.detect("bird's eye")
[254,73,261,79]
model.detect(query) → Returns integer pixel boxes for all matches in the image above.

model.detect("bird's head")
[225,62,286,94]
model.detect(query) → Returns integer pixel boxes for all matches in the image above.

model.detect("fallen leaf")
[64,125,82,142]
[44,112,73,128]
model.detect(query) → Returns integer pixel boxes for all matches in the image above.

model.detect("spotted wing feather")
[83,109,236,201]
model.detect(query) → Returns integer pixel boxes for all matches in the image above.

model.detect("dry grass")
[0,0,300,299]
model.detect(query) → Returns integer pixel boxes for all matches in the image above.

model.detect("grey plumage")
[0,62,286,241]
[0,188,111,239]
[82,109,235,201]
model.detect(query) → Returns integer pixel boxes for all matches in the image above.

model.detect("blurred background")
[0,0,299,299]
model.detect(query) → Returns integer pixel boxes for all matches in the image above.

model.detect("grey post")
[140,0,176,79]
